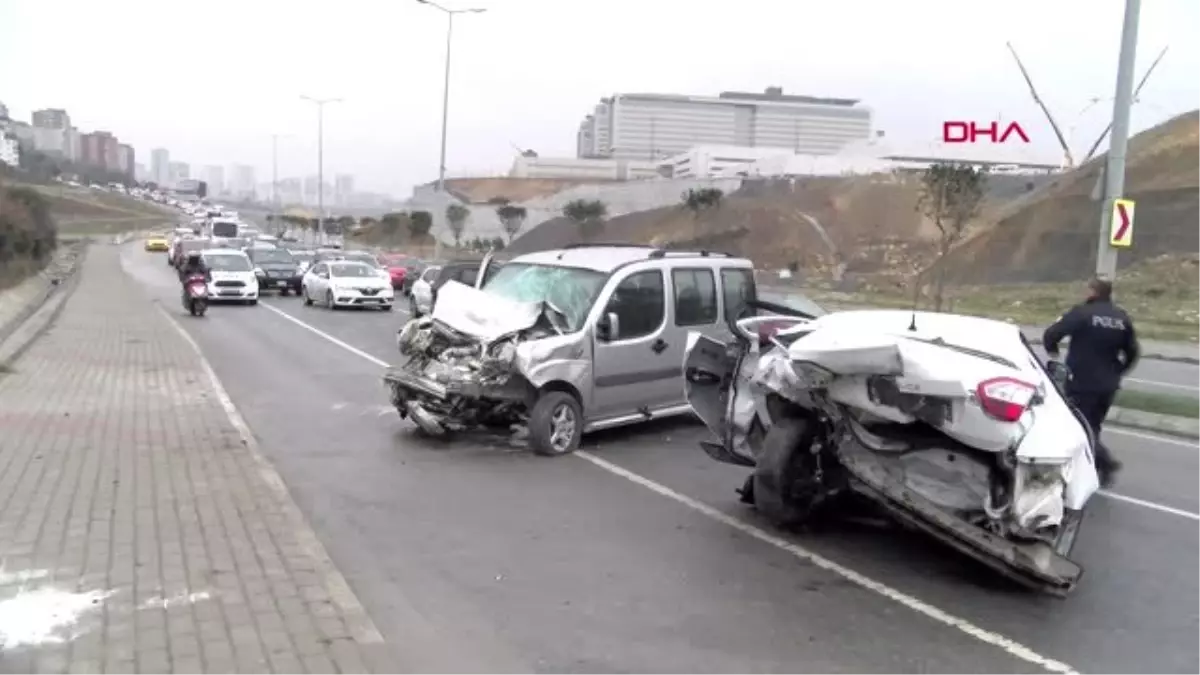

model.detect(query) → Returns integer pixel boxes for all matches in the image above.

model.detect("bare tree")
[915,162,989,311]
[680,187,724,237]
[562,199,608,242]
[445,203,470,250]
[496,204,527,243]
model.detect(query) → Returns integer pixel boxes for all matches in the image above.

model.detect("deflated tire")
[753,417,815,528]
[529,391,582,456]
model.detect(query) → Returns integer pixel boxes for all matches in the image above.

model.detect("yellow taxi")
[144,233,170,252]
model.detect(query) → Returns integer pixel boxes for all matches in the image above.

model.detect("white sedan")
[302,261,394,310]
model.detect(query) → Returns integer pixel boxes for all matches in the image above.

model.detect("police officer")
[1043,278,1140,487]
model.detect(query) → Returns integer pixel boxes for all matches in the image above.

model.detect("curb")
[0,244,89,370]
[1108,406,1199,440]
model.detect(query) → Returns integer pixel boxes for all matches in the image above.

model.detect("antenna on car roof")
[907,273,921,331]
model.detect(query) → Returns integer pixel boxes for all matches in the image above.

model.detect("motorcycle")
[183,274,209,317]
[682,300,1099,596]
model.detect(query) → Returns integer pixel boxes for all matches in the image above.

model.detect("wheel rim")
[549,404,577,452]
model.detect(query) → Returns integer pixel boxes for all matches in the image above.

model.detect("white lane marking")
[1124,377,1198,393]
[260,302,391,367]
[158,304,386,645]
[1099,491,1200,521]
[260,303,1077,673]
[1105,426,1199,449]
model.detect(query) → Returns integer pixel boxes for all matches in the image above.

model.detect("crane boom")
[1006,42,1075,167]
[1082,45,1169,164]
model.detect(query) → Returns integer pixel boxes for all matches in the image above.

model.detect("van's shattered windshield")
[483,262,607,333]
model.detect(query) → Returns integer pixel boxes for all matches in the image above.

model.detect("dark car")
[429,258,503,312]
[400,258,427,295]
[246,247,302,295]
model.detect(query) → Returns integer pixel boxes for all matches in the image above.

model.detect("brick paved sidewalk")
[0,246,391,674]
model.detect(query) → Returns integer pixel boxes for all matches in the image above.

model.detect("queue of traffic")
[150,213,442,314]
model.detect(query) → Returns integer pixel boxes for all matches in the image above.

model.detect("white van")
[200,248,259,305]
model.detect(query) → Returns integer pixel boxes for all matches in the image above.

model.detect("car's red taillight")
[976,376,1037,422]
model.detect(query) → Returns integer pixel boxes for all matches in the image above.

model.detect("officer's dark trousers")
[1068,388,1119,470]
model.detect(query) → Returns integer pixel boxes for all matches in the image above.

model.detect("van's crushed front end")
[383,281,573,436]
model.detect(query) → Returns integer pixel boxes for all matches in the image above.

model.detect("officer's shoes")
[1098,460,1123,489]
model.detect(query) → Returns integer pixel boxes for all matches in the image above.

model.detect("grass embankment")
[797,253,1199,343]
[0,184,58,291]
[1115,390,1200,419]
[18,182,170,237]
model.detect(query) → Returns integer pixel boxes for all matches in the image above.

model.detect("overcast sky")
[2,0,1197,196]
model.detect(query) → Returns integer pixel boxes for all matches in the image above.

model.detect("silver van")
[383,244,758,456]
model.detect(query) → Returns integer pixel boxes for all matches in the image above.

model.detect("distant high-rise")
[231,164,256,198]
[202,165,225,195]
[81,131,120,172]
[151,148,170,185]
[334,174,355,206]
[31,108,74,159]
[32,108,71,131]
[135,163,149,182]
[117,144,135,178]
[168,161,190,186]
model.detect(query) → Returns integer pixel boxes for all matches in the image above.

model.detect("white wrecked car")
[683,300,1100,595]
[382,245,759,455]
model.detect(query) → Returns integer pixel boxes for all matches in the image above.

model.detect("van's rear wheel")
[529,391,582,456]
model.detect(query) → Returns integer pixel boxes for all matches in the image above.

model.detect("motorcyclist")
[178,252,212,301]
[1043,277,1140,487]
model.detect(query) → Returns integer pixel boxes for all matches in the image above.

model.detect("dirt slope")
[508,173,1050,289]
[941,110,1199,284]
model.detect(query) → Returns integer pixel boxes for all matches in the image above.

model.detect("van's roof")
[201,248,249,257]
[509,245,749,273]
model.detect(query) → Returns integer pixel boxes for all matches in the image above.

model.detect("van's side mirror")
[596,312,620,341]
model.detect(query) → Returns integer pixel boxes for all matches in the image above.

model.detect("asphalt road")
[122,244,1199,673]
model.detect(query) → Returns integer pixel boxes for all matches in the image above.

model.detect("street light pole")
[1095,0,1141,280]
[300,95,342,245]
[416,0,486,192]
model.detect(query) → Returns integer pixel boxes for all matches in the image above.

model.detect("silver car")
[383,244,758,456]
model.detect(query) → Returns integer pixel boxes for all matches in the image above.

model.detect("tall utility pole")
[416,0,486,192]
[1095,0,1141,280]
[300,95,342,244]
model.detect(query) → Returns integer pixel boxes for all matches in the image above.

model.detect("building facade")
[32,108,71,130]
[334,174,355,206]
[117,144,135,177]
[151,148,170,185]
[168,161,190,186]
[231,164,256,198]
[576,87,872,161]
[0,133,19,167]
[509,155,660,181]
[202,165,225,195]
[81,131,120,172]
